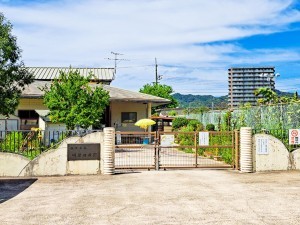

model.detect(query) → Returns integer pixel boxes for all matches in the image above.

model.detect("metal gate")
[115,130,239,170]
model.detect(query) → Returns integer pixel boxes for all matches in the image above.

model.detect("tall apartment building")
[228,67,276,108]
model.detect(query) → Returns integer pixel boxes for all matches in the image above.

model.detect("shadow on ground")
[0,179,37,204]
[114,170,142,175]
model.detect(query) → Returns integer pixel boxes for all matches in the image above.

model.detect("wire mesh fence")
[187,103,300,131]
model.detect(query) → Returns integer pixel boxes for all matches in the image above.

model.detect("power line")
[105,52,129,79]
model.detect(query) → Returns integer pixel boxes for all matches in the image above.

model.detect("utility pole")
[105,52,128,79]
[155,58,162,85]
[155,58,158,85]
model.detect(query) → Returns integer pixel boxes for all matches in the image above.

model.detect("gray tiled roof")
[22,81,170,105]
[27,67,115,82]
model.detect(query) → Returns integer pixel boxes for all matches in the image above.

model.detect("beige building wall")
[39,117,46,130]
[18,99,48,110]
[110,101,148,131]
[16,98,153,131]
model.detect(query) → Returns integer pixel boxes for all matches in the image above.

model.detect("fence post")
[195,132,198,168]
[234,130,239,170]
[155,131,159,171]
[240,127,253,173]
[103,127,115,175]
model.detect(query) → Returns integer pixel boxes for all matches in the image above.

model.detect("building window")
[121,112,137,123]
[18,110,39,130]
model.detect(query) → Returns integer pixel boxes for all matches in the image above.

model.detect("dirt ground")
[1,169,300,225]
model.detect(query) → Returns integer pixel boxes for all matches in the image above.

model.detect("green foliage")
[139,83,178,113]
[42,69,110,130]
[206,124,215,131]
[184,105,210,115]
[172,117,189,130]
[188,119,203,131]
[0,131,43,159]
[175,120,203,153]
[0,13,33,116]
[255,88,279,105]
[168,110,177,116]
[255,88,300,105]
[0,132,23,152]
[204,134,233,164]
[176,126,194,153]
[172,93,228,109]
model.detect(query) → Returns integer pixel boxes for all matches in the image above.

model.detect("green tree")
[42,70,110,130]
[139,83,178,113]
[255,87,300,105]
[0,13,33,116]
[255,87,279,105]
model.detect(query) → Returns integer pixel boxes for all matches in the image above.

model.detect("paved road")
[1,170,300,225]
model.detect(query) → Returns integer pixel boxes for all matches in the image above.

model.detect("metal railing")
[0,129,99,159]
[114,131,238,170]
[115,132,157,169]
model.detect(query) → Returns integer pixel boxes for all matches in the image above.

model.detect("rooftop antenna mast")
[105,52,128,79]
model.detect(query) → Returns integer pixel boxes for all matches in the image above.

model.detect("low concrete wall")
[253,134,290,172]
[0,152,30,176]
[1,132,103,177]
[291,148,300,170]
[68,132,103,175]
[20,137,80,176]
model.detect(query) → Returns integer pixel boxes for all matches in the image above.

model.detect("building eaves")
[21,81,171,105]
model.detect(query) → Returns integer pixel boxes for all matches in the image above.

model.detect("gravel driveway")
[1,170,300,225]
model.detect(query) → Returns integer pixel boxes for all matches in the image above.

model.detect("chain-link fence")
[187,103,300,131]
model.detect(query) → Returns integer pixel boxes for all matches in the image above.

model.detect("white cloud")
[1,0,299,95]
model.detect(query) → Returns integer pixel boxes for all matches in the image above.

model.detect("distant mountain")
[173,89,296,109]
[172,93,228,109]
[275,89,295,97]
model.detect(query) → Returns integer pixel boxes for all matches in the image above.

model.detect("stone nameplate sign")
[256,137,269,155]
[67,143,100,161]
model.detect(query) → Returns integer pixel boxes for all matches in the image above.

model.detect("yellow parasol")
[135,118,156,130]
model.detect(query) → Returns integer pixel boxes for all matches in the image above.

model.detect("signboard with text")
[116,132,122,144]
[256,137,269,155]
[67,143,100,161]
[160,135,175,146]
[289,129,300,145]
[199,132,209,146]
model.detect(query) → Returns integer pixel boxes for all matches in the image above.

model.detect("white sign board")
[199,132,209,146]
[116,132,122,145]
[256,137,269,155]
[289,129,300,145]
[160,135,175,147]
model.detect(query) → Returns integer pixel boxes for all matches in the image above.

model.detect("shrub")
[172,117,189,130]
[176,126,194,153]
[0,132,23,152]
[188,119,203,131]
[168,110,177,116]
[206,124,215,131]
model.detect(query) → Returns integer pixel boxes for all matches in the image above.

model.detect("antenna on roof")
[105,52,129,79]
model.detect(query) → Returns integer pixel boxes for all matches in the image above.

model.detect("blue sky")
[1,0,300,96]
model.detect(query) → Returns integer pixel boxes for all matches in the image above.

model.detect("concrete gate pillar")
[103,127,115,175]
[240,127,253,173]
